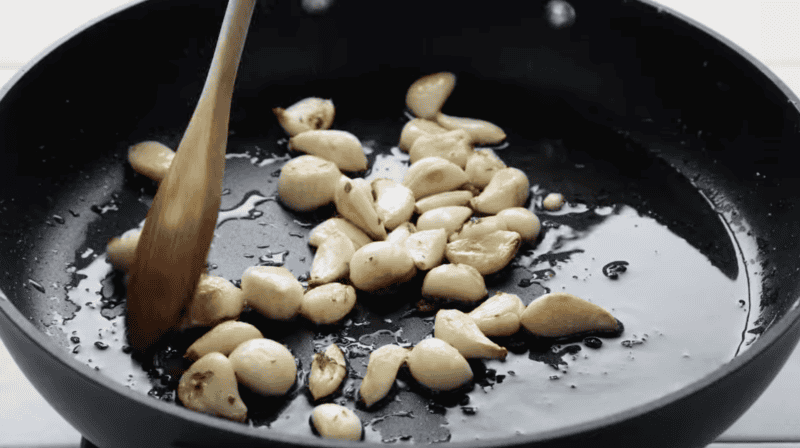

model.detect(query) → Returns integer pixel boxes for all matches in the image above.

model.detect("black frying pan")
[2,0,800,447]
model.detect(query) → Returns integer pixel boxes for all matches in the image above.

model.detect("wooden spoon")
[126,0,257,353]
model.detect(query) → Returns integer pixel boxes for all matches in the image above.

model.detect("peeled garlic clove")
[310,403,363,441]
[309,344,347,401]
[435,309,507,360]
[404,228,447,270]
[386,222,416,246]
[241,266,304,321]
[300,283,357,325]
[349,241,417,293]
[470,168,530,215]
[277,155,342,212]
[273,97,335,137]
[229,338,297,396]
[421,263,487,303]
[435,113,506,146]
[309,233,356,286]
[520,292,622,338]
[334,176,388,241]
[372,178,415,231]
[464,149,507,189]
[496,207,541,243]
[469,292,525,337]
[445,230,522,275]
[402,157,469,199]
[407,338,473,391]
[406,72,456,119]
[416,205,472,236]
[359,344,410,407]
[185,321,264,361]
[308,218,372,250]
[107,228,141,271]
[449,215,508,242]
[178,352,247,422]
[179,275,245,330]
[399,118,449,151]
[409,129,474,169]
[127,141,175,183]
[414,190,474,215]
[289,130,368,172]
[543,193,565,211]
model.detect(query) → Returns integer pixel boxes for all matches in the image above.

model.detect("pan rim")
[1,0,800,446]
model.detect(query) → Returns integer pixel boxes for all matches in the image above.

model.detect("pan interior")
[19,71,760,442]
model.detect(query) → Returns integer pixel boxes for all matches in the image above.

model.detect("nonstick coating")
[2,0,800,447]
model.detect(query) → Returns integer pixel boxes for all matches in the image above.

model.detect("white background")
[0,0,799,446]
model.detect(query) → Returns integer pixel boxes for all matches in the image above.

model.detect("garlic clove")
[421,263,487,303]
[278,155,342,212]
[310,403,363,441]
[385,222,416,246]
[349,241,417,293]
[470,167,530,214]
[359,344,410,407]
[409,129,474,169]
[334,176,388,241]
[371,178,415,231]
[309,233,356,286]
[399,118,449,151]
[449,215,508,242]
[406,338,473,391]
[308,344,347,401]
[496,207,541,243]
[300,283,357,325]
[308,218,372,250]
[241,266,304,321]
[402,157,469,199]
[229,338,297,396]
[127,141,175,183]
[464,149,507,189]
[185,321,264,361]
[273,97,335,137]
[435,113,506,145]
[416,205,473,236]
[179,275,245,330]
[543,193,565,211]
[435,309,507,360]
[468,292,525,337]
[445,230,522,275]
[107,228,141,271]
[406,72,456,119]
[404,228,447,271]
[414,190,474,215]
[288,130,368,172]
[178,352,247,423]
[520,292,622,338]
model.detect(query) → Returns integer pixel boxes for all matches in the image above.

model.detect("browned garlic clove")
[372,178,416,231]
[399,118,449,151]
[309,232,356,286]
[278,155,342,212]
[178,352,247,423]
[416,205,473,236]
[310,403,363,441]
[448,215,508,242]
[414,190,474,215]
[386,222,416,246]
[402,157,469,199]
[464,149,506,189]
[435,113,506,145]
[404,228,448,270]
[543,192,565,211]
[308,344,347,401]
[421,263,487,303]
[409,129,474,169]
[308,217,372,250]
[241,266,304,321]
[445,230,522,275]
[349,241,417,292]
[179,275,245,330]
[496,207,541,243]
[520,292,621,338]
[334,176,387,241]
[273,97,335,136]
[468,292,526,337]
[406,72,456,119]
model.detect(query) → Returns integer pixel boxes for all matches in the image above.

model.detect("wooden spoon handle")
[126,0,257,353]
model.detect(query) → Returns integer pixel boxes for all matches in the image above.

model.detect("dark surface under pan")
[2,0,800,447]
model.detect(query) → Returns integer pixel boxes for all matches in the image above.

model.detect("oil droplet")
[602,261,629,279]
[28,279,45,293]
[95,341,109,350]
[53,214,66,224]
[545,0,576,29]
[259,250,289,267]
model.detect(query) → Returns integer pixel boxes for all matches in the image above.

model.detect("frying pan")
[1,0,800,447]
